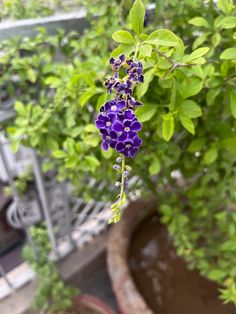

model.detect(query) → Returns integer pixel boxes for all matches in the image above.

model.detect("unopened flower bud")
[115,181,121,187]
[123,171,129,178]
[116,157,122,163]
[113,164,120,171]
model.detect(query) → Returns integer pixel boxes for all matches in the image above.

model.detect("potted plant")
[2,0,236,311]
[23,226,116,314]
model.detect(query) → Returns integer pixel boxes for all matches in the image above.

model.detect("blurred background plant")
[23,225,79,313]
[0,0,236,306]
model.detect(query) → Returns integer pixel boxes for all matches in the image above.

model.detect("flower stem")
[119,154,125,202]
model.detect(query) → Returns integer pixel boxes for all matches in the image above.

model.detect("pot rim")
[74,293,117,314]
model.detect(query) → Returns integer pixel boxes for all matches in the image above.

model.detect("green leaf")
[211,33,221,48]
[222,137,236,153]
[188,17,210,28]
[136,68,155,98]
[193,33,210,50]
[187,138,206,153]
[135,104,157,122]
[162,114,174,141]
[179,115,195,134]
[206,87,221,106]
[145,29,180,46]
[139,44,152,57]
[220,48,236,60]
[45,76,61,88]
[129,0,145,36]
[217,17,236,29]
[203,146,217,164]
[217,0,233,15]
[27,69,37,83]
[79,89,96,107]
[208,269,225,281]
[185,47,209,62]
[179,100,202,118]
[179,77,203,99]
[15,101,25,115]
[52,150,67,158]
[230,89,236,118]
[149,158,161,176]
[112,30,135,44]
[110,44,134,57]
[83,156,100,171]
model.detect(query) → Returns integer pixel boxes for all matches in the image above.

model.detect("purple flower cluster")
[96,54,143,158]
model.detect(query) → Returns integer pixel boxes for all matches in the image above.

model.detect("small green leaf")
[112,30,135,44]
[149,158,161,176]
[220,48,236,60]
[179,115,195,135]
[45,76,61,88]
[162,114,174,141]
[217,17,236,29]
[222,137,236,153]
[139,44,152,57]
[217,0,233,14]
[129,0,145,36]
[27,69,37,83]
[136,68,155,98]
[206,87,221,106]
[79,89,96,107]
[15,101,25,115]
[135,104,157,122]
[188,17,210,28]
[179,100,202,118]
[230,89,236,118]
[145,29,180,46]
[193,33,210,50]
[185,47,209,62]
[53,150,67,158]
[203,146,217,164]
[111,44,134,57]
[208,269,225,281]
[187,138,206,153]
[179,77,203,99]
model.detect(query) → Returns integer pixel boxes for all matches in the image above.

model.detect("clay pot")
[107,198,156,314]
[74,294,117,314]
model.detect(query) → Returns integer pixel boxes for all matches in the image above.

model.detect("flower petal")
[102,141,109,151]
[131,121,142,131]
[133,136,142,147]
[116,142,125,152]
[113,121,124,132]
[116,100,126,110]
[118,132,128,142]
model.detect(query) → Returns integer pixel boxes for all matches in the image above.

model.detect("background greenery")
[1,0,236,306]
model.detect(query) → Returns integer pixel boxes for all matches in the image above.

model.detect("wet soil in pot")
[129,213,236,314]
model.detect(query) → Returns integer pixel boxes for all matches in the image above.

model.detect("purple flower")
[116,134,142,158]
[100,129,118,151]
[109,54,125,71]
[117,109,135,121]
[105,77,117,93]
[126,95,143,110]
[95,112,117,131]
[113,80,133,95]
[101,99,126,113]
[113,116,142,141]
[126,59,144,83]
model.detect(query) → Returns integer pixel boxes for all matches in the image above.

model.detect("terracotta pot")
[107,198,156,314]
[74,294,117,314]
